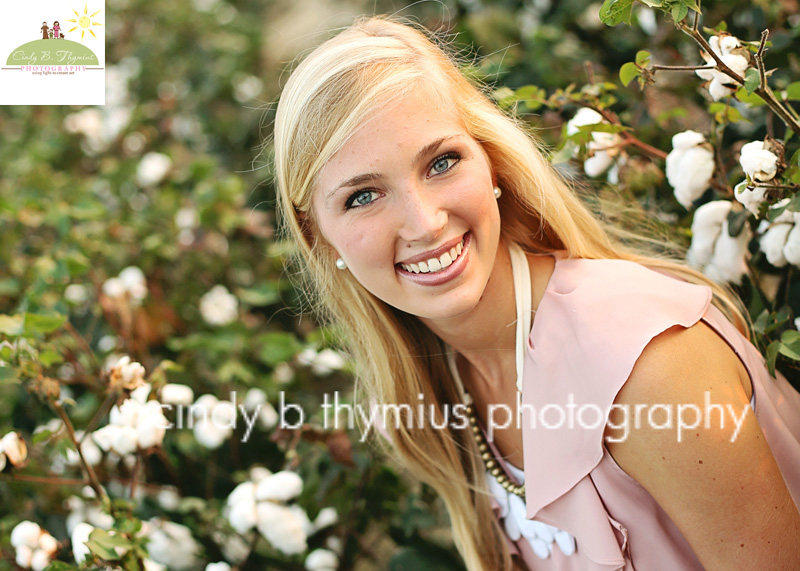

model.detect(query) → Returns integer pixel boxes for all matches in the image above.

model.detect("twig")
[51,399,110,505]
[651,64,716,72]
[4,473,89,486]
[589,106,668,160]
[80,390,120,445]
[679,23,800,136]
[129,454,141,499]
[64,322,102,373]
[747,182,800,192]
[755,30,769,92]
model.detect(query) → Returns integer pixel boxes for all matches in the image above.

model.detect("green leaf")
[744,68,760,94]
[43,562,80,571]
[0,314,23,336]
[39,349,64,367]
[780,330,800,361]
[256,332,302,366]
[735,87,767,107]
[0,366,18,385]
[619,62,640,87]
[768,201,790,222]
[754,309,770,335]
[635,50,652,66]
[727,209,749,237]
[599,0,634,25]
[237,283,281,307]
[33,428,55,444]
[766,340,780,377]
[671,3,689,22]
[23,313,67,336]
[785,82,800,101]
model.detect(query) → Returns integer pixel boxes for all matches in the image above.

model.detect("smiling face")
[311,90,502,323]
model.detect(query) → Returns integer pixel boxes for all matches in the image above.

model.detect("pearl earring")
[493,186,502,199]
[335,258,347,270]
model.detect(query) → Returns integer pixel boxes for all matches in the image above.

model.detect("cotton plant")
[695,33,750,100]
[757,201,800,268]
[565,108,621,178]
[0,431,28,470]
[140,519,202,570]
[10,521,59,571]
[191,393,235,449]
[224,468,338,556]
[102,267,148,305]
[199,285,239,326]
[305,548,340,571]
[296,347,348,377]
[665,130,715,209]
[686,200,751,284]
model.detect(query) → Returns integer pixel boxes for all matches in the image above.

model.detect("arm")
[604,321,800,570]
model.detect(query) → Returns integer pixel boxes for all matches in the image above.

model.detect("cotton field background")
[1,0,800,570]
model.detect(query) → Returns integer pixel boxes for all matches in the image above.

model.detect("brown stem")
[748,182,800,192]
[586,105,668,161]
[680,23,800,136]
[80,390,120,445]
[755,30,768,92]
[64,322,103,373]
[51,399,110,504]
[5,473,89,486]
[155,447,184,494]
[652,64,716,72]
[129,455,141,499]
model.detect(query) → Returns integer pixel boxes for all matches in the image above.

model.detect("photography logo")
[1,1,105,105]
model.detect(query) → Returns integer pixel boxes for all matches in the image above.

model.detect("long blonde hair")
[273,15,749,570]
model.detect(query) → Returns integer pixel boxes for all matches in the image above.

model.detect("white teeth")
[400,237,467,274]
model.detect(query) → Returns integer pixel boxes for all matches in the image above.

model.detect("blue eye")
[345,189,380,210]
[428,152,460,176]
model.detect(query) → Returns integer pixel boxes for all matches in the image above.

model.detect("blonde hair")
[273,15,749,570]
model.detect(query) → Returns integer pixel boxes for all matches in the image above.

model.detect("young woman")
[272,15,800,570]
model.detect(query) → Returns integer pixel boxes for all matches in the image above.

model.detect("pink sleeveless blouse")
[492,251,800,570]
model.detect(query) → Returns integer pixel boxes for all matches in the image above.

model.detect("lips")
[395,233,471,286]
[399,237,464,274]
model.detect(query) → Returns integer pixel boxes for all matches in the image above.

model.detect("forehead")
[315,93,467,183]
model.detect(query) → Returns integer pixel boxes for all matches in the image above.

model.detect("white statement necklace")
[448,243,576,560]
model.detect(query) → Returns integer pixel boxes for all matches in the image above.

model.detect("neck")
[420,240,518,385]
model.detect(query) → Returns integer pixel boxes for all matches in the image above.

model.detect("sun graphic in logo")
[66,2,103,42]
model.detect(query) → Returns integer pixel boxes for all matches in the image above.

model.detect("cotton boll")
[144,520,201,570]
[305,548,339,571]
[255,471,303,502]
[72,523,94,564]
[740,141,779,182]
[782,220,800,266]
[312,507,338,531]
[110,356,147,390]
[734,180,767,216]
[0,453,6,472]
[114,425,139,455]
[199,285,238,326]
[243,388,266,410]
[227,496,258,534]
[565,108,604,134]
[582,149,615,178]
[30,549,51,571]
[136,401,169,448]
[102,277,126,299]
[288,505,314,536]
[705,220,751,284]
[259,402,279,430]
[206,563,232,571]
[92,425,121,452]
[160,384,194,406]
[665,133,714,209]
[671,130,707,150]
[15,545,33,568]
[119,266,148,301]
[759,223,792,267]
[311,349,347,376]
[255,502,308,555]
[1,432,28,466]
[687,201,732,268]
[11,521,42,549]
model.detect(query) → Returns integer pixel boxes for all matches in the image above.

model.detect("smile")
[400,238,464,274]
[395,233,471,286]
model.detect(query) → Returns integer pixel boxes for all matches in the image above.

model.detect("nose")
[397,184,447,244]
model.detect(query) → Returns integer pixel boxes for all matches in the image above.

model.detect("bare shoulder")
[604,321,800,570]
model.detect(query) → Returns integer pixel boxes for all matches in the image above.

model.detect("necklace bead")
[464,395,525,500]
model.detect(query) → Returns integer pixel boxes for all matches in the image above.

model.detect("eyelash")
[344,151,463,211]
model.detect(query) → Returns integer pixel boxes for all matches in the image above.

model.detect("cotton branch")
[678,21,800,136]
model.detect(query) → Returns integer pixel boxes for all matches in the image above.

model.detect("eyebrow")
[325,135,460,201]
